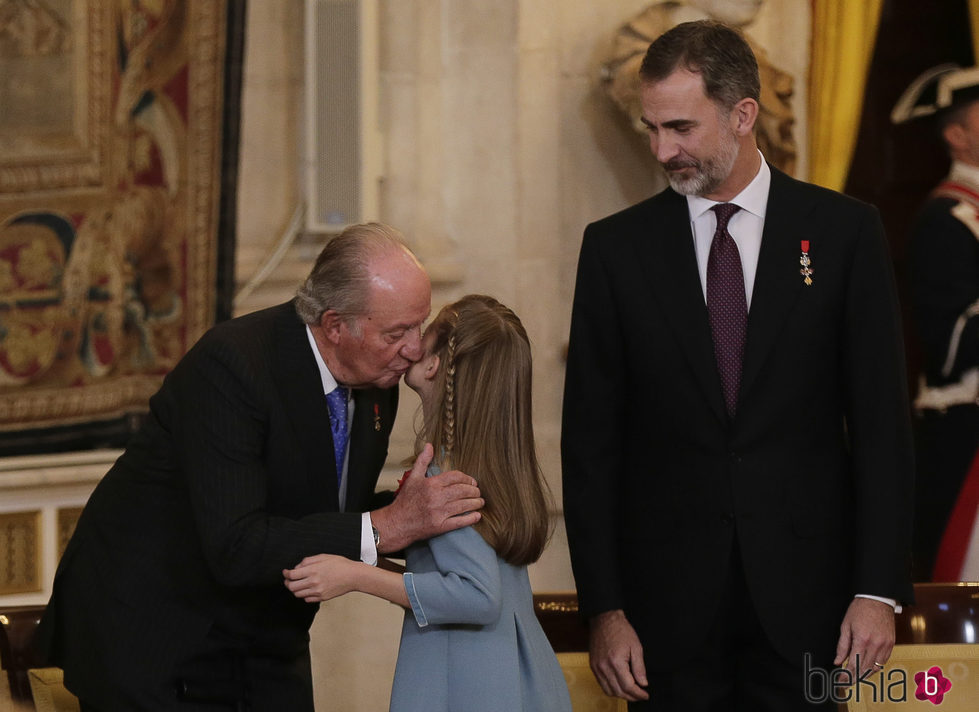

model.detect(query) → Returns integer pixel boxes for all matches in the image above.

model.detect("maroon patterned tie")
[706,203,746,417]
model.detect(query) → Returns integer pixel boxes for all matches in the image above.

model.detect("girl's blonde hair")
[418,294,551,566]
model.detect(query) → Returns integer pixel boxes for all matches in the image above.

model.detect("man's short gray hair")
[294,222,412,326]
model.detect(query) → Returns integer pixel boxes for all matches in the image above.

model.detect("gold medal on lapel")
[799,240,814,286]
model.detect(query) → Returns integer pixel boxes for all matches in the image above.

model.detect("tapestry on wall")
[0,0,243,454]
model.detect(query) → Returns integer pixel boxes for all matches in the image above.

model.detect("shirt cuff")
[855,594,901,614]
[360,512,377,566]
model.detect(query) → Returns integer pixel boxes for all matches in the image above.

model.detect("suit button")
[729,451,742,463]
[720,514,734,526]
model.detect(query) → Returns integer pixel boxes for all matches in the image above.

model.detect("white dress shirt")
[686,152,770,309]
[306,326,378,565]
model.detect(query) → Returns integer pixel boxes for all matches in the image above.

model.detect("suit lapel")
[345,385,398,511]
[346,389,375,503]
[739,168,809,402]
[271,306,338,507]
[635,191,729,425]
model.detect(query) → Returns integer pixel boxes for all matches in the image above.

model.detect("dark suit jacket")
[561,167,914,669]
[36,301,398,709]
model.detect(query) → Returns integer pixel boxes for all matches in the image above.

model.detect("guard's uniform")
[909,160,979,580]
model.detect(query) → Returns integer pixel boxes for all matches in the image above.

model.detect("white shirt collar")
[305,325,340,395]
[686,151,770,220]
[948,160,979,189]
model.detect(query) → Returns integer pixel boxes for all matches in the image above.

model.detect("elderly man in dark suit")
[37,222,483,710]
[561,21,914,711]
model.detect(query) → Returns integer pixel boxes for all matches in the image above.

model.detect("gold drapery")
[808,0,884,191]
[971,0,979,62]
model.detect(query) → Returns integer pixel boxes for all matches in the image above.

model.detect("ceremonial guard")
[893,65,979,580]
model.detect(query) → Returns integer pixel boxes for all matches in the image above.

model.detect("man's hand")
[589,609,649,702]
[370,443,483,553]
[834,597,896,677]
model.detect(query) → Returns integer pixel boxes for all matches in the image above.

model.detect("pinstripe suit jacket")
[37,301,398,709]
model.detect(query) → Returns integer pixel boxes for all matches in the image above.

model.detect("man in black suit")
[37,223,484,710]
[561,21,914,711]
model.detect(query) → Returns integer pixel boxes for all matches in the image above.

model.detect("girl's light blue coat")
[390,470,572,711]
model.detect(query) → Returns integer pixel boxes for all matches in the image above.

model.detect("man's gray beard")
[665,130,741,197]
[668,169,715,196]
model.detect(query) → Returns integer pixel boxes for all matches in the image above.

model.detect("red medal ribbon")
[396,469,411,495]
[801,240,810,253]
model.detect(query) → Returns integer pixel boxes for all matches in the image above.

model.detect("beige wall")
[235,2,810,709]
[236,1,304,287]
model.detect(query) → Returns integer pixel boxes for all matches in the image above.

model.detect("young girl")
[283,294,572,711]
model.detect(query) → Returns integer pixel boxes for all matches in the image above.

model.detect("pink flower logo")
[914,666,951,705]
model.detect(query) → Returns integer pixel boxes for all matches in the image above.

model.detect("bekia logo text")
[804,654,952,705]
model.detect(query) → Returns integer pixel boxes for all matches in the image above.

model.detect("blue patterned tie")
[706,203,746,417]
[326,386,349,485]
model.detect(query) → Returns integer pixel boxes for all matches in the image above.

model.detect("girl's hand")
[283,554,357,603]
